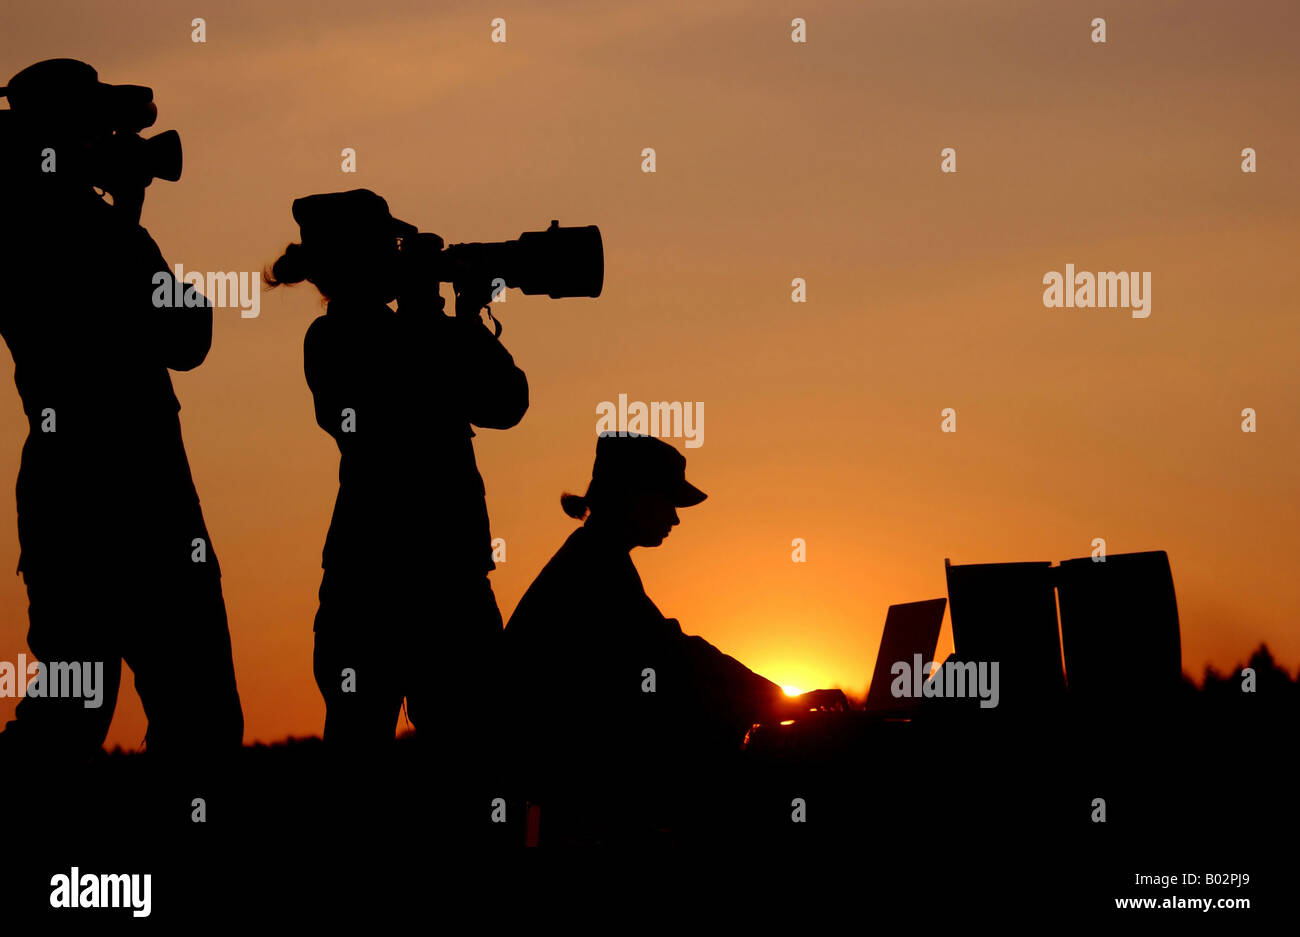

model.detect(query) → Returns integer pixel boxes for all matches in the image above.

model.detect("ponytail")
[560,491,589,521]
[264,241,311,289]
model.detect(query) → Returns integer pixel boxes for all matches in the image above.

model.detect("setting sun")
[781,685,802,697]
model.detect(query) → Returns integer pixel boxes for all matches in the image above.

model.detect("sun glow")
[781,685,802,696]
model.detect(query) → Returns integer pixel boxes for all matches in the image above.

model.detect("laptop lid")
[864,598,947,715]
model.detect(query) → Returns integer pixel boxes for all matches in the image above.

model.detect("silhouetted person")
[265,190,527,763]
[504,432,846,842]
[0,60,243,763]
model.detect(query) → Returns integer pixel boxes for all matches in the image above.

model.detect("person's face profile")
[332,230,400,304]
[627,490,679,548]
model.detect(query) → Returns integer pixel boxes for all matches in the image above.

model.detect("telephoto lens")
[439,220,603,299]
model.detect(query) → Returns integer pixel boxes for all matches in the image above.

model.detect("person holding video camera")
[266,190,528,763]
[0,59,244,762]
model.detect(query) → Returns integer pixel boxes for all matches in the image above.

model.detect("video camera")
[0,58,183,188]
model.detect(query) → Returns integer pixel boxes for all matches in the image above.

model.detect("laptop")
[1056,550,1181,706]
[863,598,947,717]
[943,558,1065,711]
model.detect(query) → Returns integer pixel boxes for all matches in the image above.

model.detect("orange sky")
[1,0,1297,749]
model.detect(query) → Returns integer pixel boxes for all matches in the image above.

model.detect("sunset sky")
[1,0,1296,749]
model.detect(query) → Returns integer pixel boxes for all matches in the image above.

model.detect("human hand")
[784,688,851,715]
[453,279,497,319]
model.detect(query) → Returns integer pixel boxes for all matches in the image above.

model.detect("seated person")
[503,432,846,840]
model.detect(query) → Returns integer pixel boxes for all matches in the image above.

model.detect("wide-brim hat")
[589,432,706,508]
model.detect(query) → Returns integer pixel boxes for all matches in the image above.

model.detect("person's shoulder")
[550,526,624,576]
[557,524,591,553]
[529,528,590,586]
[303,313,333,353]
[505,528,592,629]
[304,312,331,339]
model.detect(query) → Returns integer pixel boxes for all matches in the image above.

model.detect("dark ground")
[1,646,1292,924]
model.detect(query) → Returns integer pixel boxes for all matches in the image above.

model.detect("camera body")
[408,221,603,300]
[91,129,183,188]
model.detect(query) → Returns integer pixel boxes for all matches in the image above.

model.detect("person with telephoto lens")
[265,190,528,804]
[0,59,244,765]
